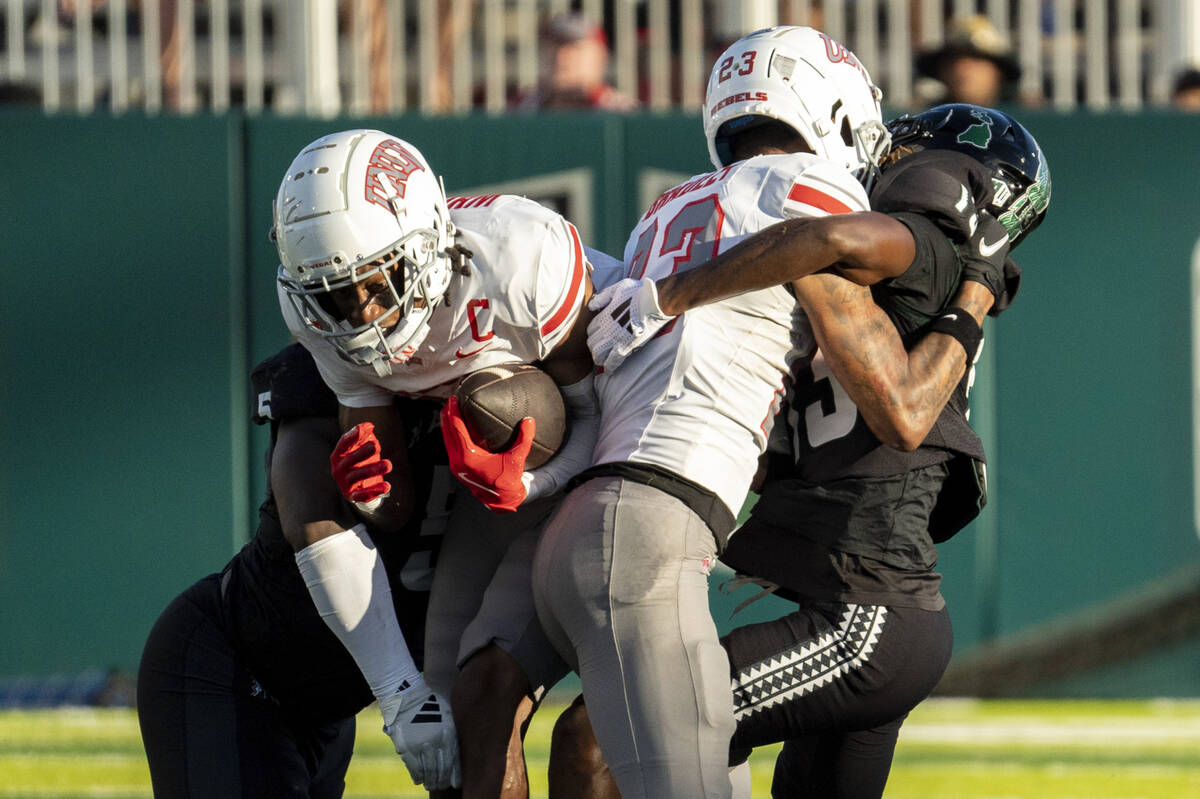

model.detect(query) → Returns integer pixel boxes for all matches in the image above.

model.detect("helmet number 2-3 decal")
[717,51,757,83]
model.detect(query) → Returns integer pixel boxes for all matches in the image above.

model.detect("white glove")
[586,277,675,371]
[378,676,461,790]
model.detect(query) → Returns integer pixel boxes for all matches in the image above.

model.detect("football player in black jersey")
[578,104,1051,798]
[136,343,450,797]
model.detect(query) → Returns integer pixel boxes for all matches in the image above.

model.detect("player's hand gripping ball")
[451,364,566,469]
[440,364,567,512]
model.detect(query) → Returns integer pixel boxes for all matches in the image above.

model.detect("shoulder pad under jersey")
[250,343,339,425]
[776,155,871,219]
[870,149,994,243]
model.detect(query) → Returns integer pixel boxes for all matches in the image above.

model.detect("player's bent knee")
[550,695,604,769]
[549,695,619,799]
[452,644,532,728]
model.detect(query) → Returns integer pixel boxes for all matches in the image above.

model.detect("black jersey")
[768,211,987,544]
[776,212,984,484]
[220,344,447,724]
[724,183,993,606]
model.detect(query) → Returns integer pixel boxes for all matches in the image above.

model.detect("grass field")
[1,698,1198,798]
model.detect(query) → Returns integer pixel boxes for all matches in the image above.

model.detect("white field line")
[900,718,1200,745]
[900,760,1198,780]
[0,787,151,791]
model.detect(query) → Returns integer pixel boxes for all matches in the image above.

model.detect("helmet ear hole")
[840,116,854,148]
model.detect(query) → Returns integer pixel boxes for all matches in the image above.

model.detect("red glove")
[440,396,534,513]
[330,422,393,505]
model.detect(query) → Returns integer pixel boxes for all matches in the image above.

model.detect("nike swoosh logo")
[955,184,970,213]
[455,342,492,358]
[455,471,501,498]
[979,233,1009,257]
[942,313,958,322]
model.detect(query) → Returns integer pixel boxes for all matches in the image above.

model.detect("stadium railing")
[1,0,1197,116]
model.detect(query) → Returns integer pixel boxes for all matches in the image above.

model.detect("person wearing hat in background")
[1171,67,1200,110]
[916,14,1022,107]
[513,11,639,111]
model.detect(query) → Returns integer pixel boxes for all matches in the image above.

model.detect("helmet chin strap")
[362,304,437,377]
[338,309,425,377]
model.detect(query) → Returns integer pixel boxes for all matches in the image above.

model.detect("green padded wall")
[3,109,1198,697]
[0,111,246,675]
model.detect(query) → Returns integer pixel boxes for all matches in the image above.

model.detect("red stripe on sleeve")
[540,222,586,337]
[787,183,854,215]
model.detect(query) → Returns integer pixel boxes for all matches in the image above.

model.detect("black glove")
[959,211,1012,304]
[989,257,1021,316]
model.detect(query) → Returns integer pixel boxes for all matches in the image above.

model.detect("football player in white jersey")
[574,50,1043,799]
[528,27,897,799]
[271,129,607,797]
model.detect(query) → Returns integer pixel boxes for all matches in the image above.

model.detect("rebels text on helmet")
[710,91,769,117]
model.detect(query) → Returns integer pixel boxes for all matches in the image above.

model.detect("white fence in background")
[2,0,1198,115]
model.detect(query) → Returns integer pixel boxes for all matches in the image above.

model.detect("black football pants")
[137,574,355,799]
[722,600,952,799]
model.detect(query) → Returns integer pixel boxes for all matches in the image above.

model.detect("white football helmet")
[273,129,455,375]
[703,26,890,184]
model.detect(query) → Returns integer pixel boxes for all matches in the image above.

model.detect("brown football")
[452,364,566,468]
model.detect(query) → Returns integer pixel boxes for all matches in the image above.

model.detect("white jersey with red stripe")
[592,152,869,519]
[280,193,588,406]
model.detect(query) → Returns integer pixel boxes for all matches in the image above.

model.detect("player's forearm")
[882,335,970,449]
[950,280,994,323]
[541,274,598,385]
[877,281,992,445]
[653,218,838,315]
[798,275,966,451]
[655,213,914,316]
[837,329,966,452]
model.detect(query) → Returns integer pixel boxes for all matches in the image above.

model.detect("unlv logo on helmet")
[818,32,873,92]
[364,139,426,210]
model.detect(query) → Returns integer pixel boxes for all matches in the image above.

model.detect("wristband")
[928,307,983,362]
[354,495,385,514]
[524,374,600,502]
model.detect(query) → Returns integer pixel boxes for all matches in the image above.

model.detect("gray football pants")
[423,491,568,700]
[532,476,735,799]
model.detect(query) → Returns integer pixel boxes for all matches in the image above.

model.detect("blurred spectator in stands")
[0,81,42,106]
[54,0,391,113]
[54,0,187,110]
[430,0,472,112]
[333,0,396,114]
[916,15,1021,107]
[512,11,638,111]
[1171,67,1200,110]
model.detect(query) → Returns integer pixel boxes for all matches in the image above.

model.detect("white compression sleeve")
[523,373,600,501]
[294,524,420,700]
